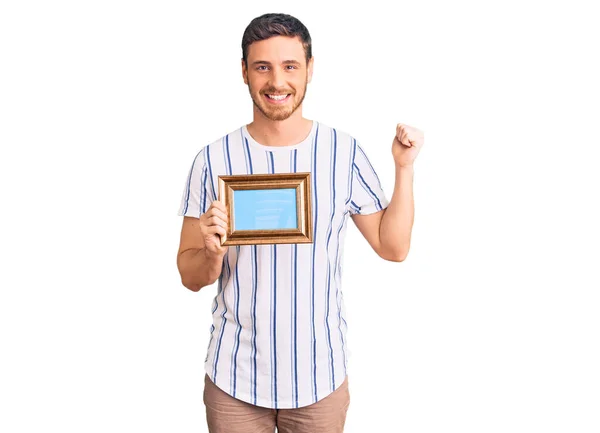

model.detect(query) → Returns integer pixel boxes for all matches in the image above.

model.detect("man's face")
[242,36,313,121]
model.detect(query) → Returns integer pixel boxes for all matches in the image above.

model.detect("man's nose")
[269,68,286,89]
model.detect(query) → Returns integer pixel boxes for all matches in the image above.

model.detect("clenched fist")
[199,200,229,256]
[392,123,424,167]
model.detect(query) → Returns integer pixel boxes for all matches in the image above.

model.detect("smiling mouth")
[265,94,291,101]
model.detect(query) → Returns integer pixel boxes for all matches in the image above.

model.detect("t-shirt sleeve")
[348,141,389,215]
[178,148,215,217]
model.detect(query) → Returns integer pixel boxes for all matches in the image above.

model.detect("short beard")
[248,80,308,121]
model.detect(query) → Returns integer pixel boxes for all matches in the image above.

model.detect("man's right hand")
[199,200,229,256]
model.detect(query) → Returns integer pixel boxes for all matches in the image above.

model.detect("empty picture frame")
[217,172,313,246]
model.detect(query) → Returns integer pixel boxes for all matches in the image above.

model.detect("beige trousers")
[203,374,350,433]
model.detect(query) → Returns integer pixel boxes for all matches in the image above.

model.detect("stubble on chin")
[247,83,307,122]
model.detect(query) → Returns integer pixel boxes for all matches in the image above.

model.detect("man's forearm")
[178,248,224,292]
[379,164,414,261]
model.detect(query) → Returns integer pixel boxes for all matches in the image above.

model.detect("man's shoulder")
[315,121,358,147]
[197,125,245,153]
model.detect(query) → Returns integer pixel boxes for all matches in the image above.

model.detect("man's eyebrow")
[250,60,302,66]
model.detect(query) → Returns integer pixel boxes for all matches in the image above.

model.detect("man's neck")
[246,111,313,147]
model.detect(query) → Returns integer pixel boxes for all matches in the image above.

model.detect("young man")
[177,13,423,433]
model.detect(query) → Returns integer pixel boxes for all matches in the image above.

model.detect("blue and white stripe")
[178,120,389,409]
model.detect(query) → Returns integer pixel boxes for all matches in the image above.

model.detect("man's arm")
[352,123,423,262]
[177,202,229,292]
[352,165,414,262]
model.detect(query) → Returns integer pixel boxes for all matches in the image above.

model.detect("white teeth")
[267,94,288,100]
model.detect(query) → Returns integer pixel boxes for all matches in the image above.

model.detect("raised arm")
[351,123,423,262]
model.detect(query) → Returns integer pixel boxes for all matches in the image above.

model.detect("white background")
[1,0,599,432]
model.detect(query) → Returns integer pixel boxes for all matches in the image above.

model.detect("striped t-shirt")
[178,120,389,409]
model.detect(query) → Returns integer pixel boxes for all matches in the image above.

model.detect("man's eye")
[286,65,297,70]
[257,66,268,71]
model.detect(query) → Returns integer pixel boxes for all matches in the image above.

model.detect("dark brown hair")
[241,13,312,65]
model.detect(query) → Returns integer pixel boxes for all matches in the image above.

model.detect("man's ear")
[241,58,248,85]
[307,56,314,84]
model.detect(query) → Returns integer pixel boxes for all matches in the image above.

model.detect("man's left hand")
[392,123,424,167]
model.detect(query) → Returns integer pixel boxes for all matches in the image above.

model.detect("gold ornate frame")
[217,172,313,246]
